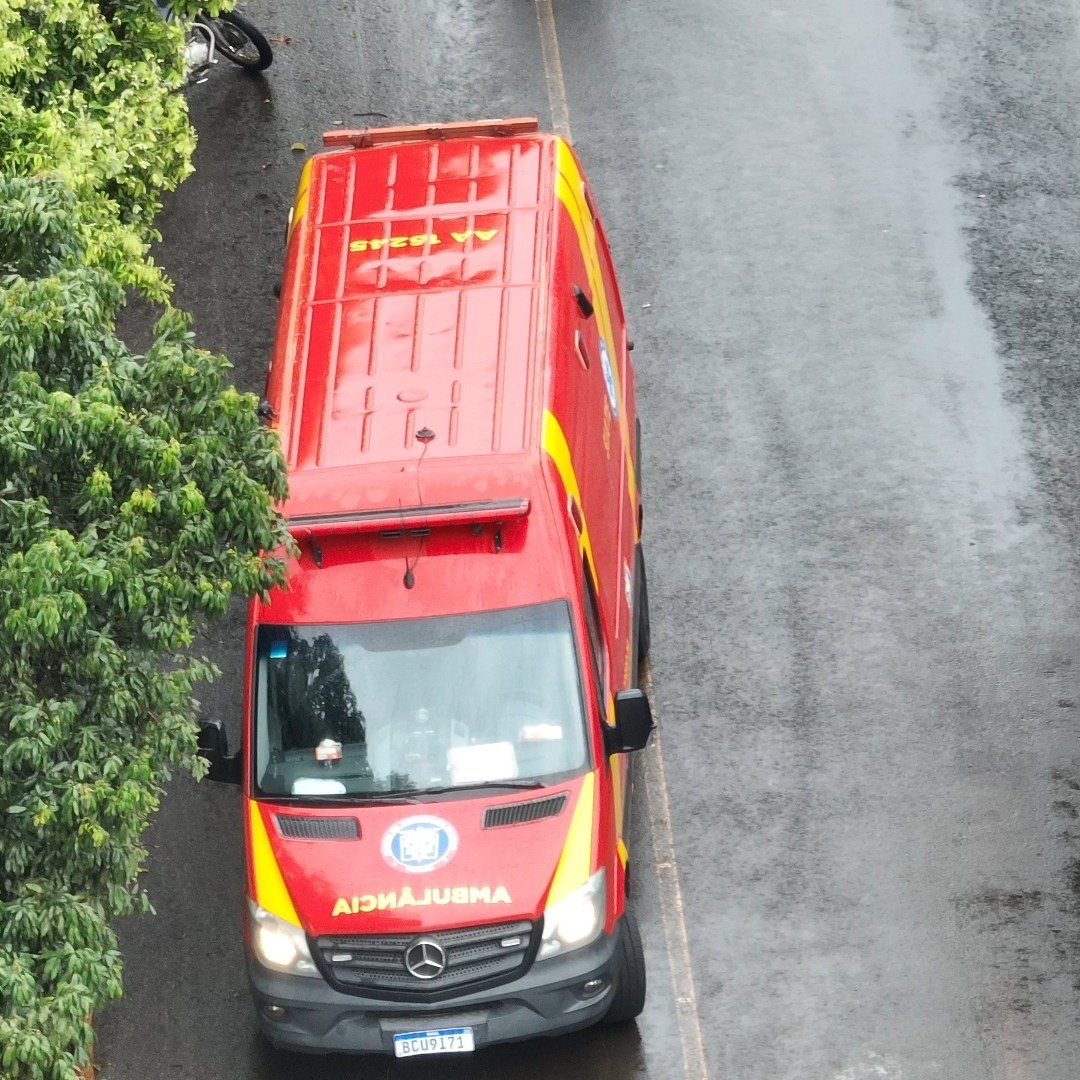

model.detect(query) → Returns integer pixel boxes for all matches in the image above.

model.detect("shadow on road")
[248,1023,646,1080]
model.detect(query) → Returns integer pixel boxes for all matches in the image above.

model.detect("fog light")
[263,1004,287,1019]
[582,978,604,996]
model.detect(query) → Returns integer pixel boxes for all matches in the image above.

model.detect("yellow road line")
[535,1,573,143]
[642,661,710,1080]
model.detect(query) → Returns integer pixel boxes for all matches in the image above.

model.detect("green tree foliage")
[0,3,290,1078]
[0,176,288,1079]
[0,0,227,297]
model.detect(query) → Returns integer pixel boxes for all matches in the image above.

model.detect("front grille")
[274,814,360,840]
[317,919,534,1000]
[483,792,569,829]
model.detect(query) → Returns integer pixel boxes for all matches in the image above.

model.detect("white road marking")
[642,660,710,1080]
[531,11,703,1069]
[534,1,573,143]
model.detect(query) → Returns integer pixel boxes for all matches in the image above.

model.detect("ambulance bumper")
[248,919,624,1055]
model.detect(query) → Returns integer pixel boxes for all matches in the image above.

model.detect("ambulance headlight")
[248,900,320,978]
[538,869,606,960]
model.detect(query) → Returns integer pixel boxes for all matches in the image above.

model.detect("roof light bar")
[288,498,530,539]
[322,117,540,149]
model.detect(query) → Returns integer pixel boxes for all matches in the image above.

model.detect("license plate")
[393,1027,475,1058]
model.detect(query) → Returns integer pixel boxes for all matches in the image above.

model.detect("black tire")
[208,11,273,70]
[636,545,651,665]
[604,909,647,1023]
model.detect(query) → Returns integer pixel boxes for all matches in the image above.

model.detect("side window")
[582,560,608,718]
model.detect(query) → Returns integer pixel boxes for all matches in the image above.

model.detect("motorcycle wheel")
[204,10,273,71]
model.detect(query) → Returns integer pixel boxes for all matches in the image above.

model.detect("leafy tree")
[0,4,280,1074]
[0,0,232,297]
[0,175,288,1079]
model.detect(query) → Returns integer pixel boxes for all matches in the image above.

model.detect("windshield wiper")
[267,779,545,806]
[264,791,419,806]
[348,790,422,803]
[409,779,545,797]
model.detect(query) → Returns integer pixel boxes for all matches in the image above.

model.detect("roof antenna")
[414,426,435,504]
[399,500,416,589]
[401,427,436,589]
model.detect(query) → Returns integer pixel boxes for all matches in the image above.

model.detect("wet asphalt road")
[99,1,1080,1077]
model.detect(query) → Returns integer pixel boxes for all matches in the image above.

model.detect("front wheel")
[604,909,647,1023]
[204,10,273,70]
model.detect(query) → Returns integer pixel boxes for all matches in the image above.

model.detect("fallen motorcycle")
[153,3,273,82]
[196,10,273,71]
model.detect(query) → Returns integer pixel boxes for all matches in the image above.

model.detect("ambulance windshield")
[253,601,589,800]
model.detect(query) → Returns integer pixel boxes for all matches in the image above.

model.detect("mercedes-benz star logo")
[404,938,447,980]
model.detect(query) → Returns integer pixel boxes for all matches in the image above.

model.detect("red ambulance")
[199,118,654,1057]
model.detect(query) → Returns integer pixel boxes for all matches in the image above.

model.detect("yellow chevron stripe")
[287,157,314,242]
[553,140,638,520]
[541,409,599,586]
[547,771,596,907]
[248,801,300,927]
[541,408,618,734]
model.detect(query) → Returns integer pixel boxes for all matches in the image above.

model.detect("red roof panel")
[279,136,552,479]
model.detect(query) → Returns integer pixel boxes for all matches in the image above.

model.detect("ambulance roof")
[273,130,562,519]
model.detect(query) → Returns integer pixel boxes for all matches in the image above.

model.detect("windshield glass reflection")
[253,601,588,799]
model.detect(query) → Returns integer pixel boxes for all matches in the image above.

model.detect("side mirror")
[197,720,242,785]
[604,689,655,754]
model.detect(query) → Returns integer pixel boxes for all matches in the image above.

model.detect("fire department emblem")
[381,815,459,874]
